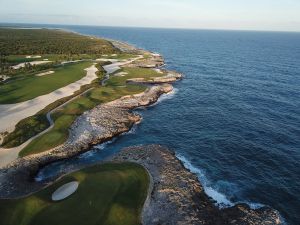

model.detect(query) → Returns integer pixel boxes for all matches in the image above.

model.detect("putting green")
[0,163,149,225]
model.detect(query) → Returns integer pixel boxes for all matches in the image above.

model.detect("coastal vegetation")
[0,28,117,56]
[0,28,118,77]
[0,163,149,225]
[20,67,164,156]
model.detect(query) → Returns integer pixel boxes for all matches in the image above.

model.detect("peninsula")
[0,28,281,225]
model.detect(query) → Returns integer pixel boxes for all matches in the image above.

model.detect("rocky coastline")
[0,41,181,197]
[113,145,282,225]
[0,40,282,225]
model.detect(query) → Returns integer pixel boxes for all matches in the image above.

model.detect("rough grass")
[0,163,149,225]
[0,61,93,104]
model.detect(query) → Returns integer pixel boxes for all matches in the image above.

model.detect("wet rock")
[112,145,282,225]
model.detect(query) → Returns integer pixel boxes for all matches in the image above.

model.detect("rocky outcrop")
[127,54,165,68]
[0,85,173,198]
[113,145,282,225]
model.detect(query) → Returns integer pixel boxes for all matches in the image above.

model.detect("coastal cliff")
[113,145,281,225]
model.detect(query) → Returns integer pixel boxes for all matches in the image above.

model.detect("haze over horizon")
[0,0,300,32]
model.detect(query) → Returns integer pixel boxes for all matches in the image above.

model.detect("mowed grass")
[20,67,163,156]
[0,61,93,104]
[100,53,138,60]
[0,163,149,225]
[107,67,165,87]
[20,85,145,156]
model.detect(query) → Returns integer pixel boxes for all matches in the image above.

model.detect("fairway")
[20,85,145,156]
[19,67,164,156]
[107,67,165,86]
[0,61,93,104]
[0,163,149,225]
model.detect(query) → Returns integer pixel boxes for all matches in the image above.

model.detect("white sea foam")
[150,88,178,107]
[176,154,277,211]
[177,154,234,207]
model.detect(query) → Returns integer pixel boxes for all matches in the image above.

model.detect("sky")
[0,0,300,32]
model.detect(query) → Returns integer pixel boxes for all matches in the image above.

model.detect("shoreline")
[113,145,282,225]
[0,41,182,197]
[0,36,282,224]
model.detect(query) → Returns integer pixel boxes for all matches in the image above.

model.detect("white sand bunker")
[52,181,79,201]
[36,71,55,77]
[12,61,52,70]
[26,55,41,59]
[0,75,10,82]
[115,72,128,77]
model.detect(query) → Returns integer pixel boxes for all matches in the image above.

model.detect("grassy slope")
[0,163,149,225]
[20,67,164,156]
[0,61,93,104]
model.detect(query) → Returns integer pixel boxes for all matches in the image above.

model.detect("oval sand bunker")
[52,181,79,201]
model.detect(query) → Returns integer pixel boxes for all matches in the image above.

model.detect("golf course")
[0,163,149,225]
[0,27,172,225]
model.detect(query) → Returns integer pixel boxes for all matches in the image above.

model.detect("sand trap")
[0,57,143,168]
[0,75,9,82]
[12,61,52,70]
[152,53,160,57]
[153,68,163,74]
[0,64,98,134]
[36,71,55,77]
[26,55,41,59]
[115,72,128,77]
[52,181,79,201]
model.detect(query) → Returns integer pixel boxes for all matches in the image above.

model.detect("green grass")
[0,61,93,104]
[100,53,138,60]
[107,67,165,87]
[20,85,145,156]
[19,67,163,156]
[5,54,115,65]
[0,163,149,225]
[0,28,118,77]
[0,28,118,56]
[1,77,103,148]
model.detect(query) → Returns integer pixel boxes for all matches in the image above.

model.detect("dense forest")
[0,28,118,55]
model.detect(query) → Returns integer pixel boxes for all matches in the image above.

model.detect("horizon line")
[1,22,300,34]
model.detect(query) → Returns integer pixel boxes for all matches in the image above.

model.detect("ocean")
[18,24,299,224]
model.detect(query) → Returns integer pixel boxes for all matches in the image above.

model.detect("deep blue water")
[16,24,300,224]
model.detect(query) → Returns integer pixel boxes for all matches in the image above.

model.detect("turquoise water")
[16,25,299,224]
